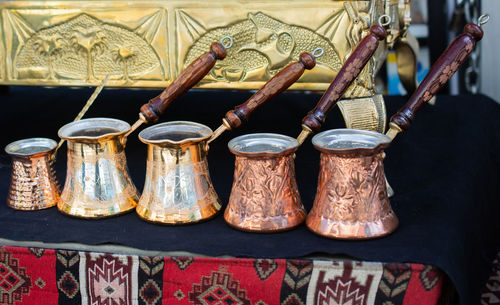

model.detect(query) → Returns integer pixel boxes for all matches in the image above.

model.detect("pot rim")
[312,128,391,155]
[228,133,299,158]
[5,137,57,157]
[58,117,130,142]
[139,121,213,146]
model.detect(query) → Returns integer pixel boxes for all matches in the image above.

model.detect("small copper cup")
[5,138,60,210]
[306,129,398,239]
[225,133,306,232]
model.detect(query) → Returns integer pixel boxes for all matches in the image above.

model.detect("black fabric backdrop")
[0,87,499,305]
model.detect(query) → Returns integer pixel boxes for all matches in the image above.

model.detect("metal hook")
[378,15,392,27]
[478,14,490,27]
[312,47,324,58]
[220,35,233,49]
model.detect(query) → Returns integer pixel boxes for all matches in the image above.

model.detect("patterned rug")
[4,244,500,304]
[0,245,445,305]
[482,251,500,305]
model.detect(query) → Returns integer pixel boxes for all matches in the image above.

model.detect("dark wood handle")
[390,23,483,131]
[223,52,316,129]
[140,42,227,123]
[302,25,387,133]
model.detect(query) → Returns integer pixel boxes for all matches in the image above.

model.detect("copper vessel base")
[306,210,398,239]
[224,209,306,233]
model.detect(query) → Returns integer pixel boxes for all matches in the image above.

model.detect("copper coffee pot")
[5,138,60,210]
[57,40,229,218]
[306,16,488,239]
[135,50,320,224]
[225,133,304,232]
[224,18,391,233]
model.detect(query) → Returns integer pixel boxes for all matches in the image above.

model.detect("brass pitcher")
[306,129,398,239]
[224,133,305,232]
[57,118,139,218]
[5,138,60,210]
[136,121,221,224]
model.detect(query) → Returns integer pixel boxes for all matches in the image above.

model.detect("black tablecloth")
[1,87,499,305]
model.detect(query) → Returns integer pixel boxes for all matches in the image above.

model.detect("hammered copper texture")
[224,154,305,232]
[8,154,60,210]
[306,152,398,239]
[58,136,139,218]
[136,140,221,224]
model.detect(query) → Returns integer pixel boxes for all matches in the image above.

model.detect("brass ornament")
[394,33,419,94]
[337,94,387,133]
[0,0,409,92]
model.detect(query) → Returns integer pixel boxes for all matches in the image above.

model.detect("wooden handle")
[140,42,227,123]
[223,52,316,129]
[390,23,483,131]
[302,25,387,133]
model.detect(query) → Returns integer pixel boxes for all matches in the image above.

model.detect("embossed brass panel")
[0,0,409,93]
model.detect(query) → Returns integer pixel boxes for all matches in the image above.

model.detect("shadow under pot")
[5,138,60,210]
[225,133,306,233]
[57,118,139,218]
[136,121,222,224]
[307,129,398,239]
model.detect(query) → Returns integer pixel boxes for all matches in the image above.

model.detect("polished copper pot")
[306,129,398,239]
[224,133,306,232]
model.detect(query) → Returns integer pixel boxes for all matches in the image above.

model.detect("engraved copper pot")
[5,138,60,210]
[306,129,398,239]
[224,133,306,232]
[57,118,139,218]
[136,121,221,224]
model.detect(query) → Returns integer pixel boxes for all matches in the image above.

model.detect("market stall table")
[0,87,499,305]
